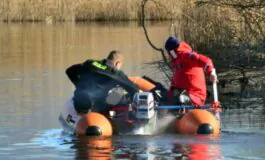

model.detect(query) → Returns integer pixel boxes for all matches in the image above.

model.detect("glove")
[210,69,218,83]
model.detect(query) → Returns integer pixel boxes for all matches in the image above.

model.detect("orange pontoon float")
[175,109,220,135]
[75,112,113,136]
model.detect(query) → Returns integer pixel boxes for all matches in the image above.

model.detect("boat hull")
[61,76,220,136]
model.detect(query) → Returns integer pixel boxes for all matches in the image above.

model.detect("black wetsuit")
[66,59,139,115]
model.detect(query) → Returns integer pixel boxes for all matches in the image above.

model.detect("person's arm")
[66,59,94,85]
[183,52,214,75]
[65,64,84,85]
[183,52,218,82]
[197,54,214,76]
[117,71,139,96]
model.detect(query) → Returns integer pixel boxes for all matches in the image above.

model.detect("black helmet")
[165,36,180,52]
[165,36,181,59]
[73,90,93,113]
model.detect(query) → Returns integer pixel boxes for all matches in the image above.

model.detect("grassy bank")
[0,0,183,22]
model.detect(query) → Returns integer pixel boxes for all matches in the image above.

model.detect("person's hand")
[210,69,218,83]
[210,74,218,83]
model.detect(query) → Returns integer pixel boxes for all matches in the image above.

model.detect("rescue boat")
[64,76,221,136]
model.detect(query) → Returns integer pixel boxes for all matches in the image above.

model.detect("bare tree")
[140,0,172,80]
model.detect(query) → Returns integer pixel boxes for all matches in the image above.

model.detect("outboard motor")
[132,92,155,120]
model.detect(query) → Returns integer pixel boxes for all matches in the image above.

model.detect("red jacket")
[169,42,214,106]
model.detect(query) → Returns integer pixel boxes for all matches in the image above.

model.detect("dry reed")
[0,0,182,22]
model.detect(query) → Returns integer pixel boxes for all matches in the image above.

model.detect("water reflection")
[172,136,222,160]
[65,131,265,160]
[111,135,221,160]
[71,136,113,160]
[221,108,265,132]
[7,127,265,160]
[58,134,223,160]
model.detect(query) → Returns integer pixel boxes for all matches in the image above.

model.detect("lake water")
[0,22,265,160]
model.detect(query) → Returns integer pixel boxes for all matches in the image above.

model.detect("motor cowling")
[132,92,155,120]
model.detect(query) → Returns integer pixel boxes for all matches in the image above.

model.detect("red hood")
[177,42,193,54]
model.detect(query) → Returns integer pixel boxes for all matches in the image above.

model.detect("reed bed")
[0,0,183,22]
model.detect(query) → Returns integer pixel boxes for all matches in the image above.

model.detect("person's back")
[66,50,139,114]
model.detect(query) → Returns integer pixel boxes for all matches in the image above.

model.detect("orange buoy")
[75,112,113,136]
[128,76,156,91]
[175,109,220,135]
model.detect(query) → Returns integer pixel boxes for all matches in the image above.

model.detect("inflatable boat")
[60,77,221,136]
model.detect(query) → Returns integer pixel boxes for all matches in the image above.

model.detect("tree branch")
[141,0,172,80]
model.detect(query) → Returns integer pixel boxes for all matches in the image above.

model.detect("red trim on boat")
[111,106,129,112]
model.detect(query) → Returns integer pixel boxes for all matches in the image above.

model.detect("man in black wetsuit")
[65,50,139,116]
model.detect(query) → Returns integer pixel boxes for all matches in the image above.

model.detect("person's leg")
[73,90,93,114]
[59,97,80,133]
[172,89,192,105]
[189,94,204,106]
[167,89,192,115]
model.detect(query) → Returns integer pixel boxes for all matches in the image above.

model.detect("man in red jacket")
[165,36,218,106]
